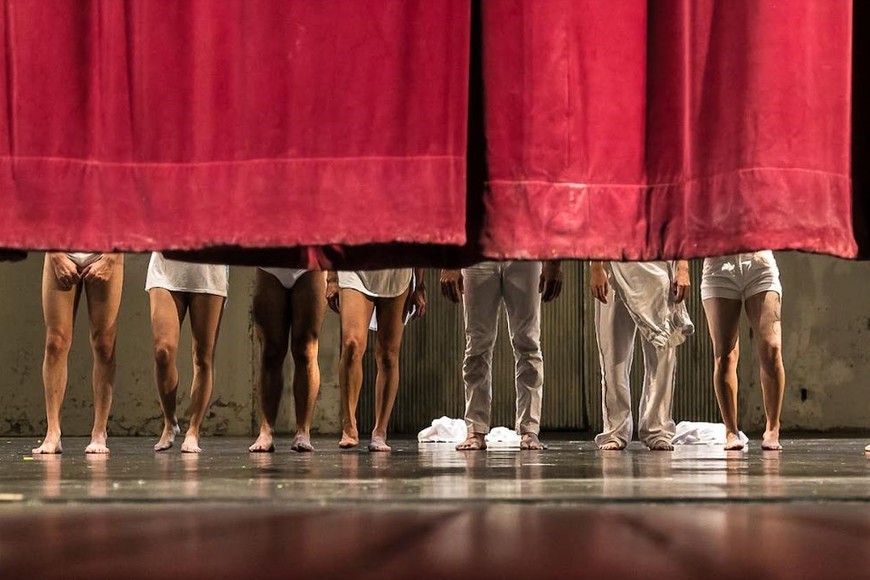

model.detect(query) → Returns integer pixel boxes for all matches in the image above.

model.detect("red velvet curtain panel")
[0,0,470,254]
[480,0,855,260]
[0,1,861,263]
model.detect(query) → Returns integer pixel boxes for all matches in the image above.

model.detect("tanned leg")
[149,288,186,451]
[368,288,409,452]
[250,270,290,453]
[182,292,225,453]
[288,272,326,452]
[745,291,785,451]
[338,290,374,448]
[34,257,81,454]
[703,297,744,451]
[83,256,124,454]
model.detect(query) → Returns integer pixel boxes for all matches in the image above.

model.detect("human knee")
[290,335,318,366]
[261,339,289,368]
[713,350,739,373]
[510,330,541,356]
[341,335,366,364]
[153,340,177,369]
[514,344,543,363]
[44,330,72,359]
[91,333,116,364]
[375,343,400,370]
[192,344,215,371]
[757,338,783,373]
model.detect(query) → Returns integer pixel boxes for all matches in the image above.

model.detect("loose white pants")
[594,275,677,447]
[462,261,543,435]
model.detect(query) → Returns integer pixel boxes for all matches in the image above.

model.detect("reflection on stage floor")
[1,436,869,578]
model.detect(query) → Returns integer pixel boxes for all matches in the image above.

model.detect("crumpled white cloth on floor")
[485,426,522,445]
[417,417,467,443]
[672,421,749,446]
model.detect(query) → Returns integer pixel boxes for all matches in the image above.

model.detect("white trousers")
[594,279,677,447]
[461,261,543,435]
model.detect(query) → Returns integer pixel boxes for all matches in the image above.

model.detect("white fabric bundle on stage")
[485,427,522,446]
[672,421,749,446]
[417,417,467,443]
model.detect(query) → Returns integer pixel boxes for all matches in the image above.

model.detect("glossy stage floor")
[1,436,870,578]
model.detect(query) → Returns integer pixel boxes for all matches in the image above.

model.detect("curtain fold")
[0,0,861,264]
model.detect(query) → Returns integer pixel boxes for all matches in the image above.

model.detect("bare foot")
[724,432,745,451]
[648,439,674,451]
[248,430,275,453]
[520,433,548,450]
[761,430,782,451]
[181,434,202,454]
[367,438,392,453]
[154,422,181,452]
[597,440,626,451]
[339,429,359,449]
[455,433,487,451]
[32,433,63,455]
[291,433,314,453]
[85,432,110,454]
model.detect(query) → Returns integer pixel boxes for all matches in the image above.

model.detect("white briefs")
[145,252,229,297]
[260,267,308,290]
[701,251,782,301]
[66,252,102,268]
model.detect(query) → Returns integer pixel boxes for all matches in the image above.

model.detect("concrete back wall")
[0,252,868,439]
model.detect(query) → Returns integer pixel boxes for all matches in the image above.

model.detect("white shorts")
[701,251,782,301]
[260,267,308,290]
[338,269,412,298]
[66,252,102,268]
[145,252,229,297]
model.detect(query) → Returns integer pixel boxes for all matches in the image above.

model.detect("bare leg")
[745,291,785,451]
[338,289,374,448]
[250,270,289,453]
[149,288,186,452]
[289,272,326,453]
[703,297,744,451]
[83,256,123,454]
[369,288,409,453]
[182,293,225,453]
[456,432,487,451]
[34,257,81,455]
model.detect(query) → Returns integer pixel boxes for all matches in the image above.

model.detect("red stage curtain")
[480,0,855,260]
[0,0,470,256]
[0,1,861,264]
